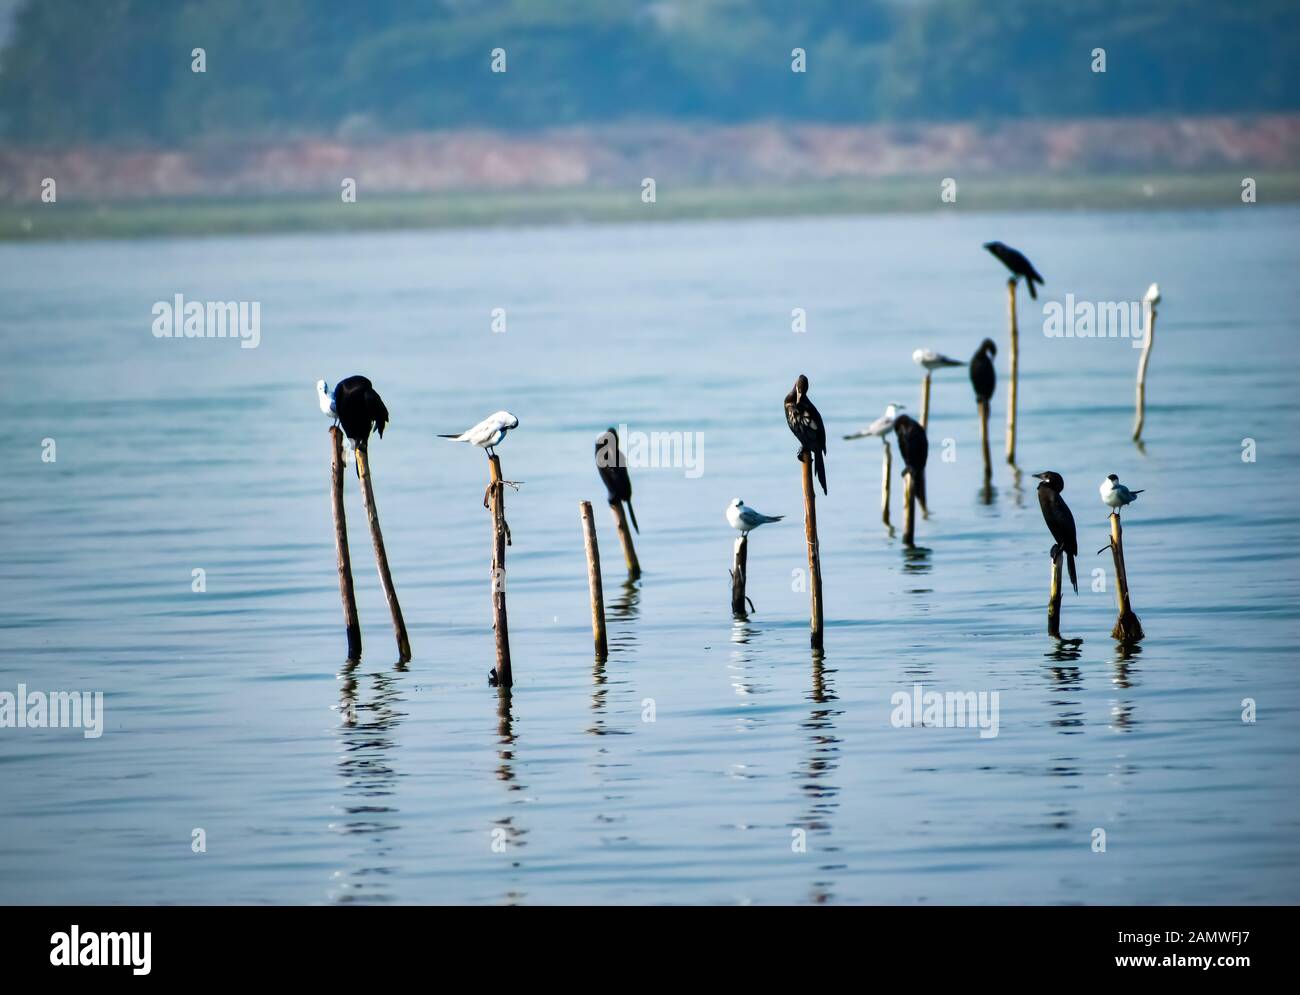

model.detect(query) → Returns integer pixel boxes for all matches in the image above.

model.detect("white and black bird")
[726,498,784,534]
[892,413,929,511]
[1100,474,1144,515]
[316,380,338,426]
[912,348,964,372]
[844,403,903,441]
[329,376,389,449]
[439,411,519,456]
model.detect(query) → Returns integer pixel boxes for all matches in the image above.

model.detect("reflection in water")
[727,617,772,707]
[491,686,527,904]
[1008,462,1024,508]
[1046,637,1084,663]
[902,544,932,575]
[796,651,843,903]
[330,659,407,904]
[978,481,998,506]
[1109,644,1142,730]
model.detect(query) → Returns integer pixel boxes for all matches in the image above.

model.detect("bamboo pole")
[1107,513,1144,642]
[488,454,513,686]
[608,500,641,580]
[1133,302,1157,442]
[1005,277,1019,464]
[1047,547,1063,639]
[329,428,362,661]
[730,534,749,616]
[880,440,892,525]
[579,501,608,660]
[902,470,916,546]
[920,373,932,431]
[978,398,992,483]
[355,444,411,662]
[800,455,824,651]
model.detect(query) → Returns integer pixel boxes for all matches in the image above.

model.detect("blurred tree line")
[2,0,1296,143]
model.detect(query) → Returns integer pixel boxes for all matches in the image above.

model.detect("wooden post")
[1047,547,1063,639]
[920,373,932,431]
[978,398,992,483]
[355,444,411,662]
[329,428,362,661]
[487,454,513,686]
[1133,302,1157,442]
[1005,277,1019,464]
[608,500,641,580]
[800,455,824,651]
[730,534,749,616]
[880,440,892,525]
[902,470,916,546]
[1108,513,1144,642]
[579,501,608,660]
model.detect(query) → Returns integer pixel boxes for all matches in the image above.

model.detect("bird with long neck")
[1034,471,1078,594]
[784,374,828,495]
[595,427,638,533]
[891,412,928,513]
[983,241,1045,299]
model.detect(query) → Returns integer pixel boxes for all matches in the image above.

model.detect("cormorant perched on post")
[891,413,928,512]
[595,427,638,533]
[970,339,997,403]
[330,376,389,449]
[1033,471,1078,594]
[983,241,1044,299]
[784,374,828,495]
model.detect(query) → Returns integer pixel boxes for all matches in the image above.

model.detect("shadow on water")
[795,650,843,904]
[330,658,407,904]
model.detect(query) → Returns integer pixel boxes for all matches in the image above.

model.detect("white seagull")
[844,403,903,441]
[439,411,519,455]
[316,379,337,425]
[726,498,784,534]
[1100,474,1144,514]
[912,348,964,372]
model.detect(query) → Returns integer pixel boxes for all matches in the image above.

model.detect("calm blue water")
[1,207,1298,904]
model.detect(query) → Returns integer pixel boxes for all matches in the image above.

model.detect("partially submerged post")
[902,470,917,546]
[329,427,362,661]
[1133,283,1160,443]
[1005,278,1019,464]
[487,454,513,686]
[1105,513,1144,642]
[579,501,608,660]
[355,444,411,662]
[1047,547,1063,639]
[800,456,824,651]
[880,440,893,525]
[608,500,641,580]
[730,534,749,616]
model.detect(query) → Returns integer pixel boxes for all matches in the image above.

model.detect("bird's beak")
[1032,472,1046,480]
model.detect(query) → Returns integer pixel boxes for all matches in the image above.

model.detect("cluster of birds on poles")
[315,239,1154,668]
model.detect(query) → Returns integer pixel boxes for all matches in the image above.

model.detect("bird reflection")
[1109,644,1142,730]
[1046,637,1084,662]
[795,651,843,903]
[1008,462,1024,507]
[330,657,407,904]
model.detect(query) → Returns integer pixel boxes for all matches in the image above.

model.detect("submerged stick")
[608,500,641,580]
[1133,300,1158,442]
[800,454,824,651]
[1005,277,1019,464]
[920,373,932,431]
[978,398,992,483]
[579,501,608,660]
[355,444,411,663]
[730,534,749,616]
[1047,547,1063,639]
[488,454,513,686]
[329,428,362,661]
[902,470,916,546]
[880,439,892,525]
[1107,513,1144,642]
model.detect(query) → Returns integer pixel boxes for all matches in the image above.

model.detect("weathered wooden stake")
[800,455,824,651]
[902,470,916,546]
[329,428,362,661]
[1047,547,1063,639]
[920,373,932,431]
[730,534,749,616]
[1133,300,1158,442]
[355,444,411,662]
[978,398,992,483]
[579,501,608,660]
[880,439,893,525]
[487,454,513,685]
[1005,277,1019,464]
[608,500,641,580]
[1107,513,1144,642]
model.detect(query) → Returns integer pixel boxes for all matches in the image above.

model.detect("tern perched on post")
[1100,474,1143,515]
[439,411,519,456]
[912,349,964,372]
[726,498,784,534]
[844,403,903,441]
[316,380,338,427]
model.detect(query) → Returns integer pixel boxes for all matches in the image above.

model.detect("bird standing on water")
[1033,471,1079,594]
[891,413,929,512]
[439,411,519,456]
[970,339,997,403]
[784,374,828,495]
[1100,474,1143,515]
[595,427,638,533]
[328,375,389,449]
[726,498,784,534]
[983,241,1045,299]
[844,403,903,441]
[912,348,964,372]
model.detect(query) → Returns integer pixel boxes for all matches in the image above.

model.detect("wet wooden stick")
[608,500,641,580]
[487,453,513,685]
[1005,277,1019,464]
[978,398,992,483]
[355,444,411,662]
[880,439,892,525]
[1047,547,1063,639]
[1107,513,1144,642]
[579,501,608,660]
[902,469,916,546]
[329,428,362,661]
[730,534,749,616]
[800,454,824,651]
[1133,298,1158,442]
[920,373,932,431]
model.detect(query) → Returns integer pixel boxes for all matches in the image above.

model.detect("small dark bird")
[595,427,638,533]
[970,338,997,403]
[892,413,928,512]
[784,374,827,495]
[1034,471,1078,594]
[983,241,1044,299]
[331,375,389,448]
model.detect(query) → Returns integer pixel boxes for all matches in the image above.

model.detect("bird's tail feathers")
[1067,553,1078,594]
[1026,278,1038,300]
[1131,489,1145,496]
[905,465,926,509]
[766,514,785,524]
[369,391,389,438]
[814,449,827,495]
[626,500,639,534]
[437,433,462,439]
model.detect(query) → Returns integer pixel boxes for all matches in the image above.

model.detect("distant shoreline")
[4,172,1298,242]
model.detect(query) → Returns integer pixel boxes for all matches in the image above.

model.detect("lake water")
[1,207,1298,904]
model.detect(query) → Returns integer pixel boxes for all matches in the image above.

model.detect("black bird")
[595,427,638,533]
[332,375,389,449]
[784,374,827,495]
[1034,471,1078,594]
[892,413,928,512]
[970,338,997,403]
[983,241,1044,299]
